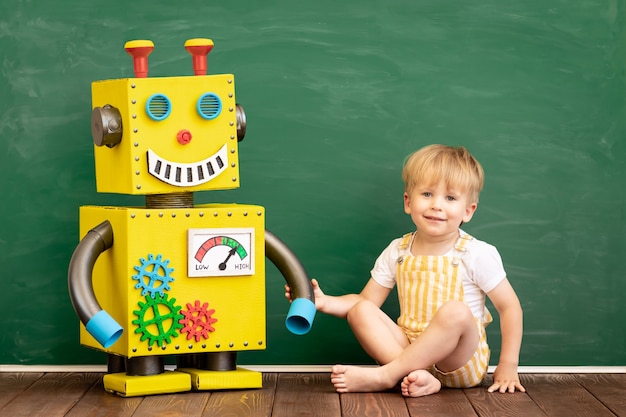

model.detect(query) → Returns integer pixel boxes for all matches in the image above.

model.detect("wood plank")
[464,378,546,417]
[577,374,626,417]
[200,373,277,417]
[405,388,478,417]
[520,374,615,417]
[64,376,143,417]
[0,372,101,417]
[272,373,340,417]
[131,391,210,417]
[341,391,410,417]
[0,372,44,410]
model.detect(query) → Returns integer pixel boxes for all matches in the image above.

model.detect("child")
[286,144,524,396]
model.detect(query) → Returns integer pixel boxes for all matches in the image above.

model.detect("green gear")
[132,293,184,347]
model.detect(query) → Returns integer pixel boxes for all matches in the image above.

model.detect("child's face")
[404,181,477,237]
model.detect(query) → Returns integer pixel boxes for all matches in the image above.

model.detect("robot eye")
[197,93,222,120]
[146,94,172,121]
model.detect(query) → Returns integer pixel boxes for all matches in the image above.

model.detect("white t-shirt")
[370,230,506,324]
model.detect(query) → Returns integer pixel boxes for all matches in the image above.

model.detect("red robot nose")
[177,129,192,145]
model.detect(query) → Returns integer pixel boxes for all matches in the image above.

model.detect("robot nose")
[177,129,192,145]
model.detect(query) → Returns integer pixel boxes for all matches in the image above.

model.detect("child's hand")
[284,284,294,302]
[488,363,526,393]
[285,278,326,311]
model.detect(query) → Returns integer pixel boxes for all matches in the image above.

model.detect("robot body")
[79,204,266,358]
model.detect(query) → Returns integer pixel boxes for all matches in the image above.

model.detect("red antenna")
[124,40,155,78]
[184,38,214,76]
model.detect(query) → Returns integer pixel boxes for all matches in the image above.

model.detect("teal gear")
[132,254,175,298]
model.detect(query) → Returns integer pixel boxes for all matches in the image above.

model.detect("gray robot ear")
[236,103,246,141]
[92,105,122,148]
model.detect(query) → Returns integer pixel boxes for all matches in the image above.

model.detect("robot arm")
[265,230,316,335]
[68,220,123,348]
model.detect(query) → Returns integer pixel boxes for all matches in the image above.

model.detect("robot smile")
[147,144,229,187]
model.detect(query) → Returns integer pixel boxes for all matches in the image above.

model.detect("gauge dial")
[188,228,254,277]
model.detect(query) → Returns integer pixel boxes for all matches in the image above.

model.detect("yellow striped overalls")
[396,232,491,388]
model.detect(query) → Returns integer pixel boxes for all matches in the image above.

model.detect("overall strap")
[396,233,413,265]
[451,233,473,266]
[398,232,413,251]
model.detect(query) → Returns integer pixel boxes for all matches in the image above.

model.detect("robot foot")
[103,371,191,397]
[178,367,262,390]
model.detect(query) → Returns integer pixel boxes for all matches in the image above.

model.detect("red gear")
[179,300,217,342]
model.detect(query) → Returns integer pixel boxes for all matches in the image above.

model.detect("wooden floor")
[1,372,625,417]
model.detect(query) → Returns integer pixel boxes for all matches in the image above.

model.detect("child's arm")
[286,278,391,319]
[486,278,525,393]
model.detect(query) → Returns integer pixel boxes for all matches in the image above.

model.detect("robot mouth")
[146,144,228,187]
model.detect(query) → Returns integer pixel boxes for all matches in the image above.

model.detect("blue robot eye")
[146,94,172,121]
[197,93,222,120]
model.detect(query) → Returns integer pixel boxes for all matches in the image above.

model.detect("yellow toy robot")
[68,39,315,397]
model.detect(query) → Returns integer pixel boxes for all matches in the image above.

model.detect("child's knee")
[437,300,474,326]
[346,299,377,326]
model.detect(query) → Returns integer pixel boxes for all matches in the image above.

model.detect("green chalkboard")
[0,0,624,367]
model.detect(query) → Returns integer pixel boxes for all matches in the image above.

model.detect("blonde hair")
[402,144,484,203]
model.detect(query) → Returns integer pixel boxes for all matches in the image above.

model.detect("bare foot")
[330,365,396,393]
[400,370,442,397]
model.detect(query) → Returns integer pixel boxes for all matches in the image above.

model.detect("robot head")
[90,39,246,195]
